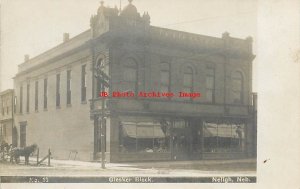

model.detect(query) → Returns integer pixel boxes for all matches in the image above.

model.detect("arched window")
[160,63,170,93]
[183,66,193,93]
[123,58,138,93]
[232,71,243,104]
[206,67,215,103]
[96,58,109,96]
[96,58,108,73]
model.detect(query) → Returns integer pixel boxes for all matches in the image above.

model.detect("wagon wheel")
[4,152,11,161]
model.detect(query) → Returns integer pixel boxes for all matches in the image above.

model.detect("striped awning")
[122,122,165,139]
[204,123,244,138]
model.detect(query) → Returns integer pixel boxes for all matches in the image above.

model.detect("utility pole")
[94,64,110,169]
[100,83,105,169]
[0,4,2,92]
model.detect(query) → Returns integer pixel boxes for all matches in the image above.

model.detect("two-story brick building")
[13,1,256,162]
[0,89,16,146]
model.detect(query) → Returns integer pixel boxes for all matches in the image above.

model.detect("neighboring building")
[0,4,2,92]
[14,35,94,160]
[14,1,256,162]
[0,89,15,145]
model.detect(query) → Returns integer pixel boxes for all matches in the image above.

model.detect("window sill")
[81,101,87,104]
[67,104,72,108]
[56,106,61,109]
[43,108,48,111]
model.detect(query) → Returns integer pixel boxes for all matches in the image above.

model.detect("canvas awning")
[204,123,244,138]
[122,122,165,139]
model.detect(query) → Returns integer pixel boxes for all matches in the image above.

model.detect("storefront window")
[119,120,171,153]
[203,122,245,152]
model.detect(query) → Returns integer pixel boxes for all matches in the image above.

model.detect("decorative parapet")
[150,26,223,49]
[225,37,251,55]
[150,27,253,57]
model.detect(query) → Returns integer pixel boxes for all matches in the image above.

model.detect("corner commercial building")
[13,1,257,162]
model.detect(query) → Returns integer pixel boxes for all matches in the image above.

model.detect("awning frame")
[121,122,166,139]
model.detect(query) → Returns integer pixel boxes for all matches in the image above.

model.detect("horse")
[10,144,38,165]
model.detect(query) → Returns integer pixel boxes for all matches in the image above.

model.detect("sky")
[0,0,257,91]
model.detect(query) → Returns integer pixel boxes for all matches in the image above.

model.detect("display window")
[203,122,245,152]
[119,120,171,153]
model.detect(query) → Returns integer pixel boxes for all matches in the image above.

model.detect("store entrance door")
[172,120,192,160]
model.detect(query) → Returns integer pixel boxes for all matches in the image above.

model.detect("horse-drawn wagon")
[0,140,38,165]
[1,141,52,166]
[0,140,12,162]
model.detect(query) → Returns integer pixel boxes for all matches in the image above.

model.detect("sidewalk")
[40,157,257,174]
[129,158,256,169]
[0,157,256,177]
[31,157,256,171]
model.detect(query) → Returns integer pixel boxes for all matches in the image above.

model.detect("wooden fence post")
[36,148,39,165]
[48,148,51,167]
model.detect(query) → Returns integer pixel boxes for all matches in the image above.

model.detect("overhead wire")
[161,10,256,27]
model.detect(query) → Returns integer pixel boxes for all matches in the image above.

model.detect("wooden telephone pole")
[94,67,110,169]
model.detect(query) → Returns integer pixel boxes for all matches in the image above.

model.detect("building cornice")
[14,43,90,79]
[0,89,14,95]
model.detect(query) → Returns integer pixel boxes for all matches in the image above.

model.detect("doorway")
[171,119,203,160]
[172,120,192,160]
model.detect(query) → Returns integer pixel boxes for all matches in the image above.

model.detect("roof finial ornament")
[128,0,133,4]
[100,1,104,6]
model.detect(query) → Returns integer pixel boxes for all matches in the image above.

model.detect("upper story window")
[160,63,170,93]
[19,85,23,114]
[14,96,17,114]
[1,98,4,116]
[67,70,72,105]
[232,71,243,104]
[5,100,9,115]
[183,66,193,94]
[206,67,215,103]
[56,74,61,107]
[43,78,48,109]
[26,83,30,113]
[81,65,87,102]
[35,81,38,111]
[123,58,138,94]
